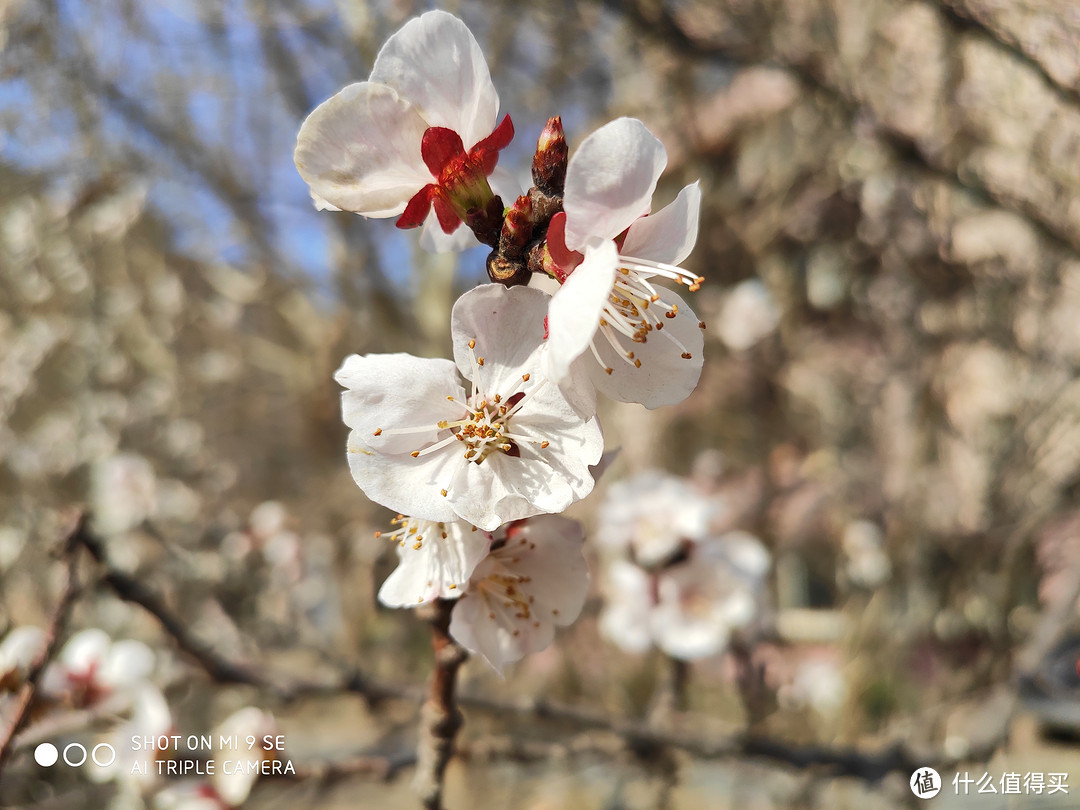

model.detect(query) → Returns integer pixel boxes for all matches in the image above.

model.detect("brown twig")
[0,511,85,778]
[412,599,468,810]
[71,525,990,784]
[74,527,267,689]
[74,525,409,706]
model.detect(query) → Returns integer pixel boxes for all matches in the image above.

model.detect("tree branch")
[73,524,996,784]
[412,599,468,810]
[0,511,85,778]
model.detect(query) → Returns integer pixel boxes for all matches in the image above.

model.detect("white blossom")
[596,469,716,568]
[716,279,780,351]
[600,532,771,661]
[294,10,516,252]
[450,515,589,674]
[841,520,891,588]
[376,516,490,607]
[336,285,603,531]
[0,626,43,687]
[90,453,157,536]
[88,684,172,787]
[42,628,156,705]
[540,118,705,411]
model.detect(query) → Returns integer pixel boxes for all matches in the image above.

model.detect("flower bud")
[499,194,533,259]
[531,116,568,195]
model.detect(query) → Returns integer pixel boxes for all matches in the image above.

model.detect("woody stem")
[413,598,468,810]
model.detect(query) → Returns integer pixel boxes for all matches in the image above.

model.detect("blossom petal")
[542,240,618,383]
[449,581,531,675]
[420,212,478,252]
[378,521,490,607]
[335,353,465,455]
[449,516,589,673]
[310,190,342,212]
[620,182,701,266]
[447,452,573,531]
[587,288,704,408]
[295,82,431,217]
[651,567,731,660]
[370,10,499,149]
[563,118,667,250]
[346,441,460,523]
[598,561,653,654]
[100,640,155,690]
[507,516,589,624]
[451,285,548,386]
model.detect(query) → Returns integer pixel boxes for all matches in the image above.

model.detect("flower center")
[394,116,515,243]
[374,515,447,552]
[466,539,543,634]
[591,259,706,375]
[369,341,552,500]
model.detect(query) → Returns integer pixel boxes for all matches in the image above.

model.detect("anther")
[477,357,485,366]
[699,321,706,329]
[681,352,692,359]
[522,373,530,382]
[665,311,676,319]
[634,359,642,368]
[468,339,476,349]
[605,367,613,375]
[410,451,420,458]
[441,489,448,497]
[540,441,549,448]
[373,428,382,436]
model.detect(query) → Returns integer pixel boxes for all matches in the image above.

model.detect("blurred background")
[4,0,1080,807]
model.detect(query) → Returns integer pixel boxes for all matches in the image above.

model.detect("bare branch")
[412,599,468,810]
[0,512,85,777]
[74,525,997,784]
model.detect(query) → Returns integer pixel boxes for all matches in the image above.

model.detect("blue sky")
[2,0,616,296]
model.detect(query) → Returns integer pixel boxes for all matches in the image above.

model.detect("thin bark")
[0,512,84,778]
[413,599,468,810]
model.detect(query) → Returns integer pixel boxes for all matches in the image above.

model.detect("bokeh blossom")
[600,531,770,660]
[596,469,717,568]
[42,628,157,707]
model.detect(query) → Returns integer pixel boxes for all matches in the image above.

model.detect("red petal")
[396,185,436,229]
[469,114,515,175]
[432,194,462,234]
[545,212,583,277]
[421,127,467,177]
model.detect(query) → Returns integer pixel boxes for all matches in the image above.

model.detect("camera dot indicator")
[34,743,58,767]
